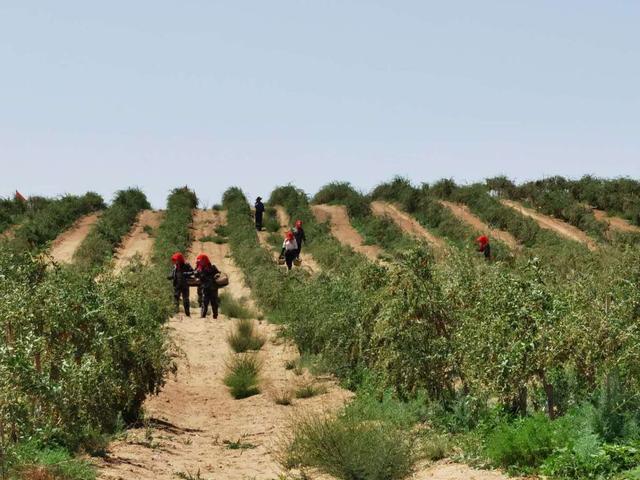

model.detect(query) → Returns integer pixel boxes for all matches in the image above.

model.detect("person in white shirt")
[280,230,298,270]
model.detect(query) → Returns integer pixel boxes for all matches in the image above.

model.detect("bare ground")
[592,209,640,234]
[311,204,383,262]
[371,201,447,251]
[113,210,164,273]
[49,212,101,263]
[439,201,519,250]
[501,199,598,251]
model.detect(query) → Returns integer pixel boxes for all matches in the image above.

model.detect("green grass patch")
[226,319,265,353]
[199,234,227,244]
[224,354,262,399]
[219,292,256,319]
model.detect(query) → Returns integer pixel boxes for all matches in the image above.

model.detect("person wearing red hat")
[476,235,491,260]
[293,220,306,259]
[280,230,299,270]
[195,253,221,319]
[167,252,194,316]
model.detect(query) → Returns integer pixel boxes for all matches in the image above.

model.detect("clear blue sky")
[1,1,638,208]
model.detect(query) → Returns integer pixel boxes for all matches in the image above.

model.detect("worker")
[476,235,491,260]
[167,252,194,316]
[195,253,220,319]
[293,220,306,259]
[281,231,298,270]
[254,197,265,231]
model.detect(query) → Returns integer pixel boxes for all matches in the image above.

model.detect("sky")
[1,1,638,208]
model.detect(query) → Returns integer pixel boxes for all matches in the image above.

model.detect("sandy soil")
[311,204,383,262]
[371,201,447,251]
[97,210,352,479]
[415,462,516,480]
[501,199,598,251]
[592,209,640,234]
[439,201,519,250]
[113,210,164,273]
[48,212,101,263]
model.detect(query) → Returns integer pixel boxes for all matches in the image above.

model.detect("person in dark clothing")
[254,197,265,231]
[293,220,306,259]
[167,252,194,316]
[281,231,298,271]
[195,253,220,318]
[476,235,491,260]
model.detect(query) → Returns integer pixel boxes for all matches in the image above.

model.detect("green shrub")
[224,354,261,399]
[282,413,415,480]
[485,413,573,471]
[313,182,370,218]
[153,187,198,267]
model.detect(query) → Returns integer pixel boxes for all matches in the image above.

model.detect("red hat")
[171,252,185,264]
[196,253,211,270]
[295,220,302,228]
[476,235,489,245]
[286,231,294,241]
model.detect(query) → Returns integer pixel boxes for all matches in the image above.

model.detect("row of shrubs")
[7,192,105,251]
[0,187,198,479]
[73,188,150,269]
[0,195,51,234]
[225,185,640,479]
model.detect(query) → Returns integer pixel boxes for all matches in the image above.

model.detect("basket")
[187,277,201,287]
[215,273,229,288]
[293,258,302,266]
[277,256,285,265]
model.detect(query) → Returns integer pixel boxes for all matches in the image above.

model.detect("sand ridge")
[49,212,101,263]
[501,199,598,251]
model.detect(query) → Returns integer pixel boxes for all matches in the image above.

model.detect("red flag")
[15,190,27,202]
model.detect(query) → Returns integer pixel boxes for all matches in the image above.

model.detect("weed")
[223,437,257,450]
[224,354,261,399]
[219,293,255,319]
[294,382,327,399]
[226,319,265,353]
[143,224,154,236]
[175,468,206,479]
[199,235,227,244]
[274,389,293,406]
[281,413,415,480]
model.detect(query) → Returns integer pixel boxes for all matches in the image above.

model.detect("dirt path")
[592,209,640,234]
[439,201,519,250]
[311,204,383,262]
[273,205,321,273]
[371,201,447,251]
[113,210,164,273]
[501,200,598,250]
[415,462,515,480]
[48,212,101,263]
[97,210,351,479]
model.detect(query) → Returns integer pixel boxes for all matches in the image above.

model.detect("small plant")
[420,433,452,461]
[143,224,154,236]
[226,319,266,353]
[219,293,256,319]
[199,235,227,244]
[224,354,262,399]
[281,413,415,480]
[175,468,206,479]
[284,359,297,370]
[294,382,327,399]
[274,389,293,406]
[214,224,228,236]
[223,437,257,450]
[212,204,222,211]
